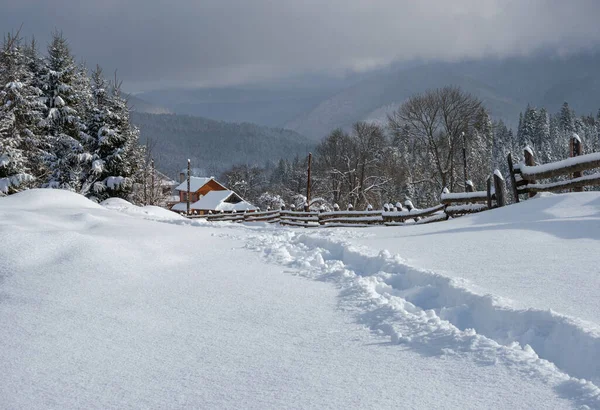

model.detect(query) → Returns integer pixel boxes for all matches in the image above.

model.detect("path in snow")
[242,227,600,408]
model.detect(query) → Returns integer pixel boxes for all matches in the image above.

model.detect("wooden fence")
[197,135,597,228]
[508,135,600,202]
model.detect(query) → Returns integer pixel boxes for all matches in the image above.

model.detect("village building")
[170,176,256,215]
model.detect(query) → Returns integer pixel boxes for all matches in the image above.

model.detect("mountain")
[284,54,600,139]
[130,112,313,178]
[127,95,172,114]
[135,54,600,141]
[135,86,339,128]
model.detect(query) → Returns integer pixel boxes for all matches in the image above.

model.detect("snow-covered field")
[1,189,599,409]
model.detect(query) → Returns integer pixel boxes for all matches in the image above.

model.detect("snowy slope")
[242,192,600,407]
[0,190,598,408]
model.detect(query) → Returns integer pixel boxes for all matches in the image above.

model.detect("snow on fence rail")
[319,210,383,227]
[243,210,281,223]
[382,204,445,225]
[205,212,245,222]
[279,210,320,227]
[508,135,600,201]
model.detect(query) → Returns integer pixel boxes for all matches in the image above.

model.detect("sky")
[2,0,600,91]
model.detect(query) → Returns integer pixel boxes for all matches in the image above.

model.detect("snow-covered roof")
[171,202,189,212]
[191,190,257,212]
[174,177,214,192]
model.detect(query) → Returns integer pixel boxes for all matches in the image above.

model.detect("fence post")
[524,147,536,198]
[493,170,507,207]
[186,159,191,215]
[570,133,583,192]
[486,176,493,208]
[466,180,474,193]
[507,153,519,203]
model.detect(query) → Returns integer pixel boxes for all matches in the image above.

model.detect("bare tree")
[388,86,486,195]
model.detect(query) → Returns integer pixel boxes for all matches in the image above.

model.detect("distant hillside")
[127,95,172,114]
[136,87,338,128]
[131,112,313,178]
[285,54,600,138]
[135,54,600,141]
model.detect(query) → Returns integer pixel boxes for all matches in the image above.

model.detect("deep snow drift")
[1,189,599,409]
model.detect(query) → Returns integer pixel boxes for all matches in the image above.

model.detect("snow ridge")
[247,230,600,408]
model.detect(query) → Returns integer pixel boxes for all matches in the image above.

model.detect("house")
[170,176,256,215]
[190,190,257,215]
[174,176,228,204]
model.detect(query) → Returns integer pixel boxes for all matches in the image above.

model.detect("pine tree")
[559,102,574,135]
[90,75,143,200]
[0,33,44,194]
[42,32,91,191]
[535,108,551,162]
[519,105,537,150]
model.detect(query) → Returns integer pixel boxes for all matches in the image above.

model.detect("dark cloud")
[2,0,600,90]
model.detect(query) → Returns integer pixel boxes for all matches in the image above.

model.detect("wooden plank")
[507,152,520,203]
[319,211,382,221]
[493,171,507,207]
[524,147,536,199]
[445,203,488,217]
[518,173,600,193]
[519,154,600,181]
[440,191,488,205]
[486,176,492,209]
[382,204,444,223]
[320,216,382,225]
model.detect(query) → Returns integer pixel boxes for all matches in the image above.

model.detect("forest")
[0,31,146,201]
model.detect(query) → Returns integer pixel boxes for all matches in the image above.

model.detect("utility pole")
[187,159,191,215]
[306,152,312,210]
[143,161,148,206]
[462,131,468,192]
[150,159,155,205]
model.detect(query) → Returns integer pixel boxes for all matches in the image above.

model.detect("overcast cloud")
[2,0,600,90]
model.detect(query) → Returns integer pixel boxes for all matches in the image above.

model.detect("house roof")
[174,177,214,192]
[191,190,257,212]
[171,202,190,212]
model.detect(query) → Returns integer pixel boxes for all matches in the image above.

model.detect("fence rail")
[508,137,600,200]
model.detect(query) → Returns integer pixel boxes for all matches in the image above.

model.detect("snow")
[521,172,600,191]
[191,189,257,212]
[100,197,184,221]
[519,152,600,177]
[524,145,534,156]
[105,175,125,189]
[494,169,504,180]
[445,203,488,213]
[174,176,214,192]
[1,189,600,408]
[170,201,189,212]
[441,191,488,200]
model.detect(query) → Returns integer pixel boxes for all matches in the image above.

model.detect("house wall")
[178,179,227,203]
[198,180,227,195]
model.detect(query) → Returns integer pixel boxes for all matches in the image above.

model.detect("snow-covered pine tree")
[90,73,143,201]
[21,37,51,179]
[518,105,537,150]
[559,102,575,135]
[0,33,45,195]
[42,32,92,192]
[492,120,512,178]
[535,108,552,163]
